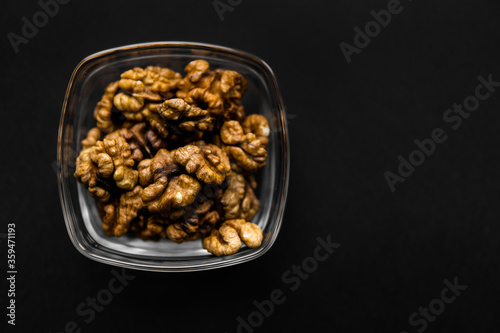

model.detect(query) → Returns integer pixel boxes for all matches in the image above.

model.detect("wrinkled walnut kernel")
[184,88,224,116]
[221,121,267,172]
[174,144,231,185]
[176,60,214,98]
[142,174,201,214]
[101,137,139,190]
[220,172,246,219]
[203,223,241,256]
[74,145,114,202]
[220,173,260,221]
[101,185,143,237]
[225,219,263,248]
[81,127,101,150]
[159,98,213,133]
[113,93,145,112]
[242,114,270,147]
[202,219,263,256]
[94,81,119,133]
[119,66,181,101]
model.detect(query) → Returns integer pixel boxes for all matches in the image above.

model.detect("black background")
[2,0,500,332]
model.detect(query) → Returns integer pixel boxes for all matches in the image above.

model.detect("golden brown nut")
[130,214,170,241]
[220,121,267,172]
[225,219,263,248]
[166,199,215,243]
[166,224,199,243]
[202,223,241,256]
[137,158,153,187]
[143,66,182,94]
[145,112,169,139]
[104,122,168,162]
[113,93,144,112]
[228,134,267,172]
[100,185,143,237]
[142,174,201,214]
[184,88,224,116]
[202,219,263,256]
[240,183,260,221]
[176,60,214,98]
[220,173,260,221]
[220,120,245,145]
[74,145,114,202]
[94,81,119,133]
[105,123,149,162]
[242,114,270,147]
[219,70,247,101]
[174,144,231,185]
[159,98,213,133]
[137,149,180,187]
[224,100,246,122]
[101,137,139,190]
[81,127,101,150]
[220,173,246,219]
[119,66,182,101]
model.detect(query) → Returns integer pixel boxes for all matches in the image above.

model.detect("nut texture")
[174,144,231,185]
[74,60,270,256]
[94,81,119,133]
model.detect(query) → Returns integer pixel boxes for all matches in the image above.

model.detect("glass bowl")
[57,42,289,272]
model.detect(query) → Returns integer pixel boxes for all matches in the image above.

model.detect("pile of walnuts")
[74,60,270,256]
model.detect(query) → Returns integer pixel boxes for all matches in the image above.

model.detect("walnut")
[202,219,263,256]
[174,144,231,185]
[220,120,245,145]
[141,104,169,138]
[242,114,270,147]
[221,121,267,172]
[104,123,148,162]
[224,100,246,122]
[130,214,170,241]
[100,185,143,237]
[219,70,247,100]
[176,60,214,98]
[76,137,138,192]
[220,173,245,219]
[104,122,167,162]
[94,81,119,133]
[166,199,217,243]
[101,137,139,190]
[74,145,114,202]
[159,98,213,134]
[202,223,241,256]
[142,174,201,214]
[184,88,224,116]
[143,66,182,94]
[240,183,260,221]
[113,93,144,112]
[118,102,158,122]
[119,66,182,101]
[81,127,101,150]
[220,173,260,221]
[137,149,180,187]
[145,127,168,151]
[225,219,263,248]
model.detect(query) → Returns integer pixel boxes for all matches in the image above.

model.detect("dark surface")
[2,0,500,332]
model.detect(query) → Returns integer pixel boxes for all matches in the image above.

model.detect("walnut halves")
[75,60,270,257]
[203,219,263,256]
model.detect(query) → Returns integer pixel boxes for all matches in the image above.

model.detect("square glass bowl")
[57,42,289,272]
